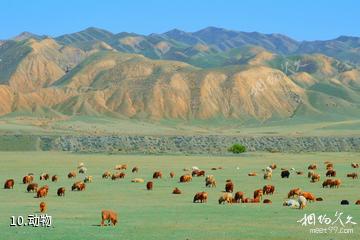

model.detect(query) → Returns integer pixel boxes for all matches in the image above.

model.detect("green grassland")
[0,151,359,240]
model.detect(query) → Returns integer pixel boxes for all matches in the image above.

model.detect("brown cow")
[322,179,333,188]
[153,171,162,179]
[193,192,208,203]
[330,179,341,188]
[326,170,336,177]
[288,188,301,198]
[263,199,272,204]
[172,187,181,194]
[23,175,34,184]
[101,210,118,226]
[326,163,334,170]
[218,193,233,204]
[225,182,234,193]
[234,191,245,203]
[300,191,316,202]
[132,167,138,173]
[311,173,320,182]
[269,164,277,170]
[57,187,65,196]
[180,174,192,183]
[205,178,216,188]
[72,181,86,191]
[36,185,49,198]
[263,185,275,195]
[196,170,205,177]
[308,164,317,170]
[40,202,46,213]
[253,189,263,200]
[40,173,49,181]
[68,171,76,179]
[146,181,153,190]
[111,172,125,180]
[248,172,257,176]
[115,164,127,170]
[355,200,360,205]
[191,170,199,176]
[347,173,358,179]
[170,171,175,178]
[4,179,14,189]
[51,175,59,182]
[102,171,111,179]
[351,163,359,168]
[27,183,38,192]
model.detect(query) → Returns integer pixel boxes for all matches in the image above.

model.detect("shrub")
[228,144,246,154]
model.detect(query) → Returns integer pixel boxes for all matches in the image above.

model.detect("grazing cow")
[322,179,333,188]
[196,170,205,177]
[263,185,275,195]
[79,167,87,174]
[330,179,341,188]
[347,173,358,179]
[326,163,334,170]
[351,163,359,168]
[51,175,59,182]
[36,185,49,198]
[263,172,272,180]
[298,196,307,209]
[72,181,86,191]
[308,164,317,170]
[153,171,162,179]
[341,200,349,205]
[57,187,65,196]
[112,172,125,180]
[132,167,138,173]
[23,175,34,184]
[225,182,234,193]
[281,170,290,178]
[355,200,360,205]
[180,174,192,183]
[300,192,316,202]
[288,188,301,198]
[101,210,118,226]
[263,199,272,204]
[102,171,111,179]
[191,170,199,177]
[311,173,320,182]
[68,171,76,179]
[40,202,46,213]
[193,192,208,203]
[131,178,144,183]
[205,178,216,188]
[84,176,93,183]
[308,171,314,178]
[253,189,263,200]
[326,170,336,177]
[146,181,153,190]
[40,173,49,181]
[115,164,127,170]
[172,187,181,194]
[218,193,233,204]
[4,179,14,189]
[170,171,175,178]
[269,164,277,170]
[248,172,257,176]
[234,191,245,203]
[316,197,323,201]
[27,183,38,192]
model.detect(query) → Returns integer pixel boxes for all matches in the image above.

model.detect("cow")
[269,164,277,170]
[153,171,162,179]
[281,170,290,178]
[193,192,208,203]
[253,189,263,200]
[102,171,111,179]
[322,179,333,188]
[72,181,86,191]
[101,210,118,226]
[170,171,175,178]
[288,188,301,198]
[347,173,358,179]
[308,171,314,178]
[27,183,38,192]
[341,200,349,205]
[355,200,360,205]
[218,193,233,204]
[36,185,49,198]
[234,191,245,203]
[84,176,93,183]
[326,163,334,170]
[283,199,300,208]
[263,199,272,204]
[326,170,336,177]
[40,173,49,181]
[68,171,76,179]
[51,175,59,182]
[196,170,205,177]
[248,172,257,176]
[23,175,34,184]
[298,196,307,209]
[311,173,320,182]
[131,167,139,173]
[225,182,234,193]
[263,185,275,195]
[111,172,125,180]
[263,172,272,180]
[40,202,46,213]
[131,178,144,183]
[191,170,199,177]
[172,187,181,194]
[330,179,341,188]
[308,164,317,170]
[351,163,359,168]
[180,174,192,183]
[300,191,316,202]
[115,164,127,170]
[78,167,87,174]
[146,181,153,190]
[4,179,14,189]
[57,187,65,196]
[205,178,216,188]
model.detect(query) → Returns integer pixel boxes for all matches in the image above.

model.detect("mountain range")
[0,26,360,123]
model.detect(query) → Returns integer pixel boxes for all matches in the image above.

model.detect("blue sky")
[1,0,359,40]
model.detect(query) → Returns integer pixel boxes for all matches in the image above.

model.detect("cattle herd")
[2,160,360,226]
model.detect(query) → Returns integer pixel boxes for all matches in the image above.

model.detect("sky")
[0,0,359,41]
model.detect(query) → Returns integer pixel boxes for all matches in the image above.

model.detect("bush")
[228,144,246,154]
